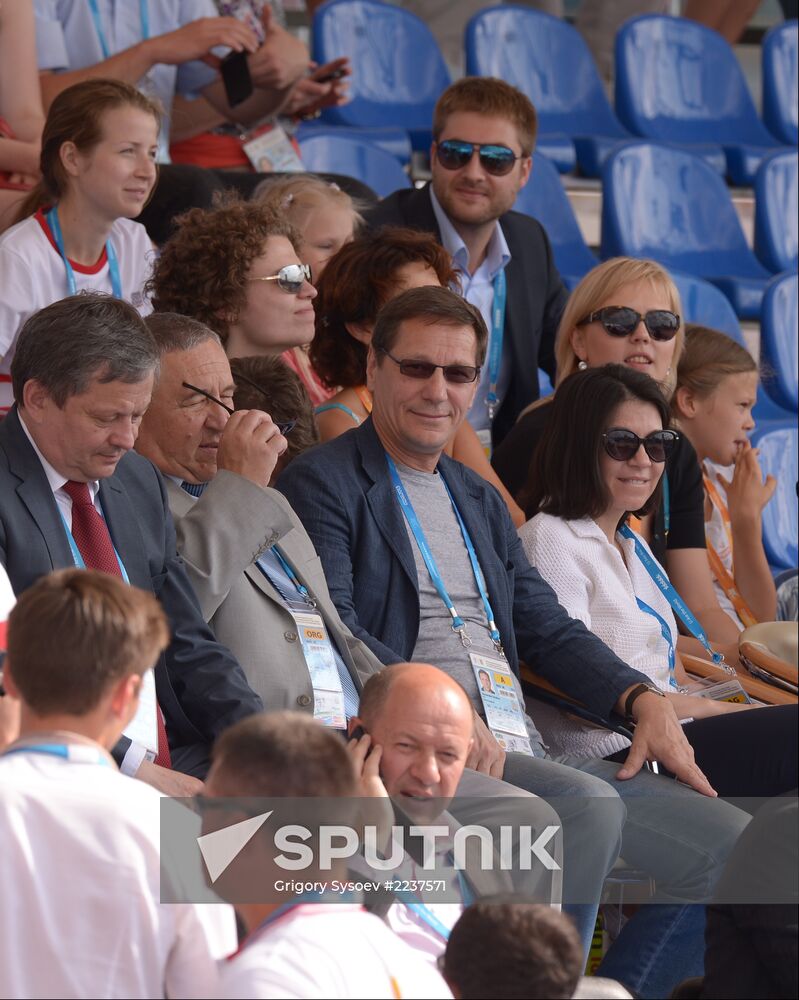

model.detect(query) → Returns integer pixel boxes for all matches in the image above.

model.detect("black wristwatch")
[624,682,666,720]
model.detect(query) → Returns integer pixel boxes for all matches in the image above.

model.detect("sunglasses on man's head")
[602,428,680,463]
[378,347,480,384]
[435,139,523,177]
[249,263,312,293]
[577,307,681,342]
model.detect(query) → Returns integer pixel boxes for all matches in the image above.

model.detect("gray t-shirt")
[396,463,544,750]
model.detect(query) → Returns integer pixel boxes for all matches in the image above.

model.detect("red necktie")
[62,481,172,768]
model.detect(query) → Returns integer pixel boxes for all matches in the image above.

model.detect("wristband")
[624,682,666,720]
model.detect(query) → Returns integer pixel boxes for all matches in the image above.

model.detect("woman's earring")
[666,366,672,376]
[578,360,588,371]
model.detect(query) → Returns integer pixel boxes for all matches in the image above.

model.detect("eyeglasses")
[248,263,312,293]
[435,139,524,177]
[577,306,680,342]
[181,381,296,435]
[602,428,680,463]
[378,348,480,384]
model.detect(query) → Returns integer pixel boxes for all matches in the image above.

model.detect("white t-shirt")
[219,903,452,999]
[0,210,154,415]
[703,460,744,629]
[0,747,237,999]
[519,512,678,758]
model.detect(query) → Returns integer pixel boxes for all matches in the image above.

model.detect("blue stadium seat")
[750,421,798,571]
[670,271,744,344]
[464,6,632,178]
[759,271,798,414]
[762,20,798,146]
[754,150,798,274]
[297,133,410,198]
[512,152,598,285]
[615,16,787,186]
[600,142,772,319]
[311,0,450,151]
[294,122,413,166]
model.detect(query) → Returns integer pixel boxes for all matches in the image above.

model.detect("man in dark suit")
[0,294,262,792]
[365,77,568,449]
[278,286,751,997]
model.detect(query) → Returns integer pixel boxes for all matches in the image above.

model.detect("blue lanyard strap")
[635,598,678,689]
[45,206,122,299]
[485,269,507,422]
[619,523,725,666]
[395,868,473,940]
[87,0,150,58]
[272,547,316,607]
[386,454,503,653]
[59,507,130,583]
[2,742,113,766]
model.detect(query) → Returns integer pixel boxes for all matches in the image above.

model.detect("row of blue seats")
[309,0,797,185]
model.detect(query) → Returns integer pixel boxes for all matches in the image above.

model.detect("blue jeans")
[501,752,751,998]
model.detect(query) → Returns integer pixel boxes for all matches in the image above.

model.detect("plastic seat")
[297,133,410,198]
[311,0,450,151]
[750,421,798,571]
[600,142,773,319]
[754,150,798,274]
[512,152,598,284]
[294,122,413,166]
[759,271,798,413]
[670,270,744,344]
[762,20,798,146]
[464,6,632,178]
[615,16,787,187]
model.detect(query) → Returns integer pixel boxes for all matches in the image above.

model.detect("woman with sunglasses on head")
[148,196,316,364]
[517,364,797,796]
[0,78,159,416]
[493,257,744,665]
[311,226,526,526]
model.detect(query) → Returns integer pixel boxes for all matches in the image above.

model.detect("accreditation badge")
[290,610,346,729]
[470,652,534,756]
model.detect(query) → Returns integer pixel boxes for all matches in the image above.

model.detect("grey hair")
[12,293,159,407]
[144,312,222,357]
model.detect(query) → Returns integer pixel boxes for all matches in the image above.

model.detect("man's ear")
[2,656,20,700]
[518,153,533,190]
[345,320,373,347]
[21,379,54,421]
[365,346,378,392]
[347,716,364,739]
[109,672,143,723]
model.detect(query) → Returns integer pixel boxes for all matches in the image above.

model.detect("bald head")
[359,662,474,736]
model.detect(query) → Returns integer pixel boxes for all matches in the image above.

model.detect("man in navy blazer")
[365,77,568,448]
[278,287,750,996]
[0,294,262,792]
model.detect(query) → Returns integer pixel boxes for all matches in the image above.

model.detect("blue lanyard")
[273,547,316,608]
[87,0,150,59]
[45,206,122,299]
[485,269,507,422]
[619,523,725,666]
[396,868,473,941]
[2,742,113,767]
[386,454,503,653]
[635,598,678,689]
[59,508,130,584]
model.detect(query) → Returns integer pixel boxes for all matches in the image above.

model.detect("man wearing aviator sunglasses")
[366,77,569,449]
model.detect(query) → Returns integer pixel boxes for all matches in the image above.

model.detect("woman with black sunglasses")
[493,256,746,669]
[516,364,796,796]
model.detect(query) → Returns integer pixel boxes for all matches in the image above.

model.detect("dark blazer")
[0,408,262,760]
[365,183,569,445]
[278,419,649,722]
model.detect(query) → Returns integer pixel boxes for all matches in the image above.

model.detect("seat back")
[297,133,410,198]
[601,142,759,277]
[754,150,798,274]
[762,20,798,145]
[760,271,799,413]
[670,271,744,343]
[750,421,798,571]
[294,122,413,166]
[311,0,450,149]
[465,6,625,138]
[615,15,776,147]
[513,152,597,280]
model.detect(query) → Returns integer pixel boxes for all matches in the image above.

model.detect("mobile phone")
[315,67,346,83]
[221,49,253,107]
[348,724,374,758]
